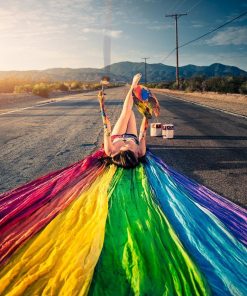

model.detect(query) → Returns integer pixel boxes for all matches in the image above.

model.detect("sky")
[0,0,246,71]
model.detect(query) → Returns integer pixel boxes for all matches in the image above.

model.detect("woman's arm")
[103,117,113,156]
[98,91,113,156]
[138,117,148,157]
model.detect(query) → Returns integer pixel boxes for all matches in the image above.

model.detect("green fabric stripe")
[89,165,211,296]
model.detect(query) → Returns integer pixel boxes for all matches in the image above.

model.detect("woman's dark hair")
[112,150,138,168]
[102,150,146,169]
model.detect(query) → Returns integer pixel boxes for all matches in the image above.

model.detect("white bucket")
[150,123,162,137]
[162,124,174,139]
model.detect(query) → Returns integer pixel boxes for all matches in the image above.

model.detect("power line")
[161,0,203,62]
[166,0,181,15]
[187,0,203,14]
[174,0,188,12]
[161,48,176,62]
[179,11,247,49]
[162,10,247,63]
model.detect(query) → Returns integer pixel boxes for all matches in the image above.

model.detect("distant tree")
[155,82,170,89]
[145,82,157,88]
[91,83,102,90]
[224,76,240,93]
[24,84,33,93]
[70,81,80,90]
[185,76,204,92]
[81,83,91,90]
[239,81,247,94]
[58,83,69,91]
[169,81,178,90]
[0,78,22,93]
[12,83,33,94]
[32,83,50,98]
[201,76,246,94]
[203,77,223,92]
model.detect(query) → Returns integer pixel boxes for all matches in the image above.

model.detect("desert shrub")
[184,76,204,92]
[32,83,50,98]
[0,78,23,93]
[14,84,32,93]
[223,76,244,93]
[140,76,247,94]
[57,83,69,91]
[82,83,91,90]
[239,81,247,94]
[24,84,33,92]
[189,76,247,94]
[169,81,178,90]
[92,83,102,90]
[14,85,23,93]
[47,83,56,91]
[70,81,80,90]
[202,77,224,92]
[155,82,170,89]
[145,82,157,88]
[165,76,246,93]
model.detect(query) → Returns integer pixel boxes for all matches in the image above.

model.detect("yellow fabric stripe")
[0,165,116,296]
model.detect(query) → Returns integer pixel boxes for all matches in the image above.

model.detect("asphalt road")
[0,86,246,207]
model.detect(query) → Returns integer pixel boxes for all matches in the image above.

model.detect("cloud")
[82,28,100,33]
[147,24,173,30]
[0,0,107,70]
[0,0,102,40]
[105,30,122,38]
[206,27,247,46]
[191,21,204,28]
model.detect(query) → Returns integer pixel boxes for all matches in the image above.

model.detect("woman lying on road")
[98,73,160,168]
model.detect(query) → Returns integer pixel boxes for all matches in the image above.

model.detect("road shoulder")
[152,88,247,118]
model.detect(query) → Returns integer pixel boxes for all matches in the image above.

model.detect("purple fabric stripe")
[147,151,247,247]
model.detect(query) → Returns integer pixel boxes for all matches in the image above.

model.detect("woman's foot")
[131,73,142,87]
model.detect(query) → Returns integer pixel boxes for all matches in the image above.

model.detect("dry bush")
[32,83,50,98]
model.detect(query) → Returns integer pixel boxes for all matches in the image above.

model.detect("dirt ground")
[0,90,87,113]
[152,89,247,117]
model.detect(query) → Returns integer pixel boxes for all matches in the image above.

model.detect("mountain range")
[0,62,246,83]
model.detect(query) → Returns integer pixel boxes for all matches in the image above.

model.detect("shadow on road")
[48,100,122,107]
[1,100,123,117]
[149,144,247,178]
[175,135,247,140]
[1,113,100,117]
[148,144,247,207]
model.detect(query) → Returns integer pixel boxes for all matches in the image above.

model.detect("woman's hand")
[139,117,148,140]
[105,116,111,133]
[153,104,160,117]
[144,117,149,130]
[98,90,105,104]
[131,73,142,87]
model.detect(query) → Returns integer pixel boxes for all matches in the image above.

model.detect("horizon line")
[0,61,246,72]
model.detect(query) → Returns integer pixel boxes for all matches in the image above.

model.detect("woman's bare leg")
[111,73,142,136]
[111,88,134,135]
[126,111,138,135]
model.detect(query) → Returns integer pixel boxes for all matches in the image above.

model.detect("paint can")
[162,124,174,139]
[150,123,162,137]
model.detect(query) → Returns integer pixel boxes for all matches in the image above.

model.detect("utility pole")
[141,57,150,85]
[165,13,187,89]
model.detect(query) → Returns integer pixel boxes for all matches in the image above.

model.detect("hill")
[0,62,246,82]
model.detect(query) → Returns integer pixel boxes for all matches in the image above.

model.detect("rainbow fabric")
[0,149,246,295]
[132,85,158,119]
